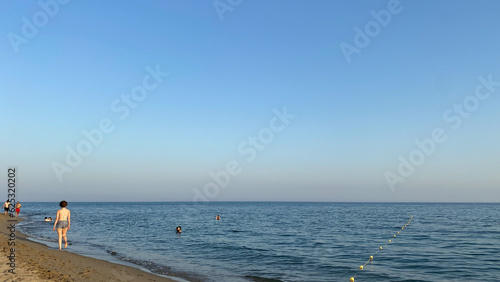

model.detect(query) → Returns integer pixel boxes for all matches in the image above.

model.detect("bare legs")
[62,228,68,248]
[57,229,63,250]
[57,228,68,250]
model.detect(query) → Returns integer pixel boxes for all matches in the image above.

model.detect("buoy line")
[348,215,413,282]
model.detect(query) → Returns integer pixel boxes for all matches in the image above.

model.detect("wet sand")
[0,214,176,282]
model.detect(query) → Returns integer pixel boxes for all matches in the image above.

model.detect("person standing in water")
[3,200,10,216]
[53,201,71,250]
[15,201,21,217]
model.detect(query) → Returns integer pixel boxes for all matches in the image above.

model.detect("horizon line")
[17,200,500,204]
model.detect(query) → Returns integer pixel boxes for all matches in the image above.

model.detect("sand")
[0,214,176,282]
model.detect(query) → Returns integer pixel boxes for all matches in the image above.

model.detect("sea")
[16,202,500,282]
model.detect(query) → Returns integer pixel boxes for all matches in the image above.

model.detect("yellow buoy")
[350,277,355,282]
[388,240,391,243]
[370,256,373,260]
[359,265,363,270]
[394,235,396,237]
[379,246,383,249]
[397,231,399,234]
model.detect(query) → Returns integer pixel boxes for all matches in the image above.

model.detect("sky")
[1,0,499,202]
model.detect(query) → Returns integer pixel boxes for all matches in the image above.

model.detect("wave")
[105,249,207,282]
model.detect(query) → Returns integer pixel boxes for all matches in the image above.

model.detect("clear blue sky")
[1,0,499,202]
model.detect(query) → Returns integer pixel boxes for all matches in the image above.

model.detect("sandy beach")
[0,214,176,282]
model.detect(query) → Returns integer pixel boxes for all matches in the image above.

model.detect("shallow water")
[17,202,500,281]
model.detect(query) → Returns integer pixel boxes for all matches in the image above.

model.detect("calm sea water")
[17,202,500,281]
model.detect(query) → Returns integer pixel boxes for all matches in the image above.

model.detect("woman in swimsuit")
[15,202,21,217]
[53,201,71,250]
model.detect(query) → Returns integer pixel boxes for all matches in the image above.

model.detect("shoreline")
[0,214,177,281]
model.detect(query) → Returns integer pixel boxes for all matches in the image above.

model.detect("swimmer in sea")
[15,201,21,217]
[215,215,221,220]
[53,201,71,250]
[176,226,182,233]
